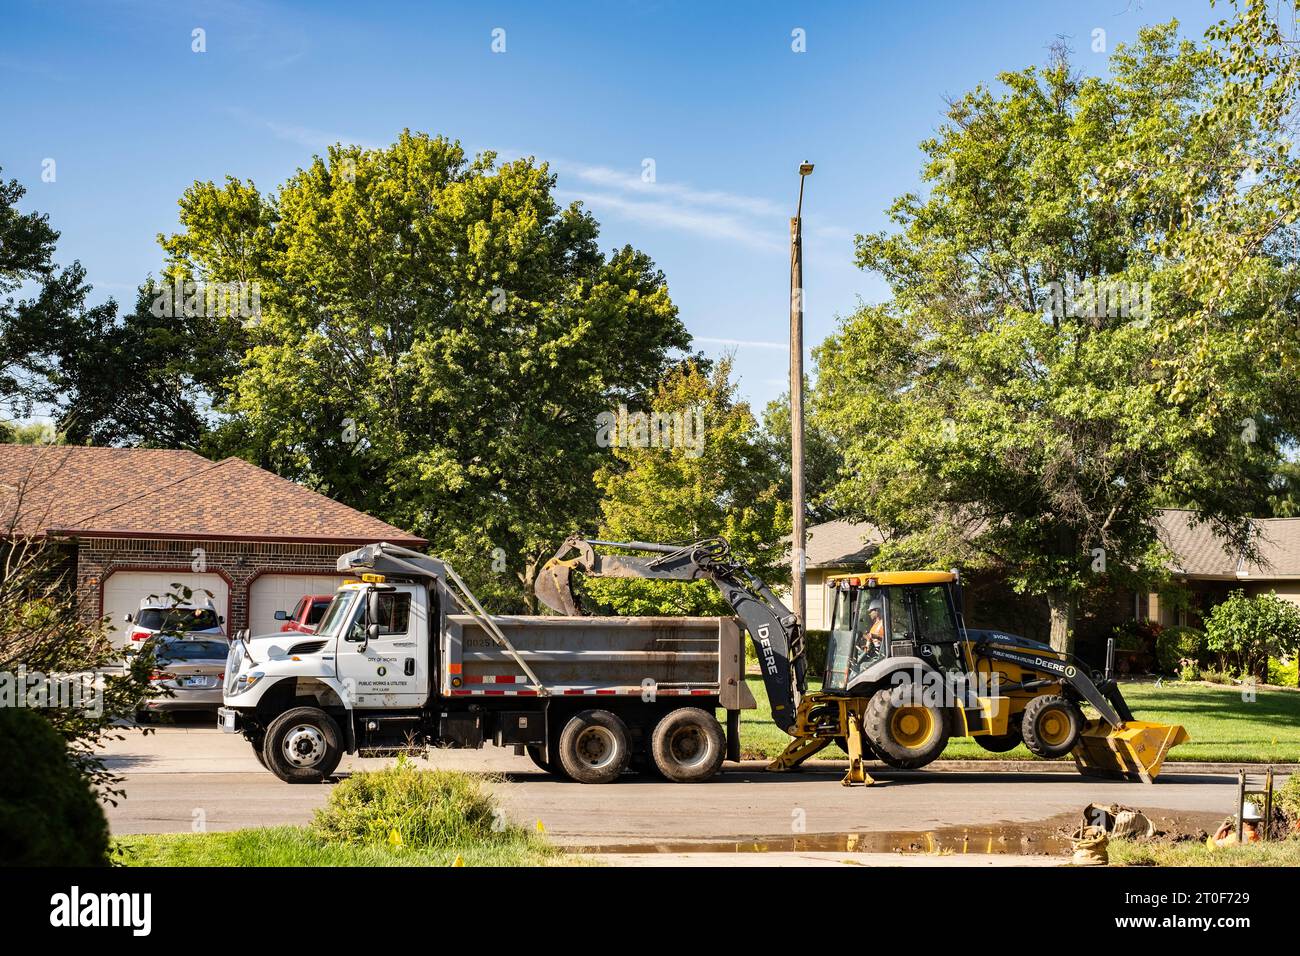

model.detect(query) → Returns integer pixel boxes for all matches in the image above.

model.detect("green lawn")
[1108,836,1300,866]
[113,825,568,867]
[732,676,1300,763]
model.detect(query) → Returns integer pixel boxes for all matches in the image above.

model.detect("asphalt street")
[99,717,1248,865]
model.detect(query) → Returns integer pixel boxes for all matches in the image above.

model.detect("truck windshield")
[314,591,358,638]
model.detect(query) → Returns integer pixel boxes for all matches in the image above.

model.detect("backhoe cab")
[773,572,1188,785]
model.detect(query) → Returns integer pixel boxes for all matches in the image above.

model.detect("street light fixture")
[790,162,813,629]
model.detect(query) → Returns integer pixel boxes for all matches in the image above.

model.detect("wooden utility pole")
[790,163,813,627]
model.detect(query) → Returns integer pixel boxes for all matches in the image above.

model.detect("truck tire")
[557,710,630,784]
[263,706,344,784]
[526,745,565,777]
[863,686,950,770]
[650,707,726,782]
[973,713,1024,753]
[1021,695,1084,759]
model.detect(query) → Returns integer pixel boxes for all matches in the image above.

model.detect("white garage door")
[102,571,231,648]
[248,574,346,638]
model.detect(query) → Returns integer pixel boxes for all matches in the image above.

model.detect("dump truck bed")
[441,614,753,710]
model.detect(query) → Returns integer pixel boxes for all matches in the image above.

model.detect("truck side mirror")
[274,610,289,621]
[367,591,385,630]
[123,612,133,623]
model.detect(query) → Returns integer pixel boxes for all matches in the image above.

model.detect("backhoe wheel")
[651,708,726,782]
[558,710,630,784]
[973,714,1024,754]
[863,687,950,770]
[1021,695,1084,759]
[263,706,343,784]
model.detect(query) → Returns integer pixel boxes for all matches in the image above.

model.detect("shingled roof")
[798,511,1300,581]
[1156,509,1300,580]
[0,444,425,545]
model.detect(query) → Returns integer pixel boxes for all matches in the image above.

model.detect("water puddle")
[581,821,1073,857]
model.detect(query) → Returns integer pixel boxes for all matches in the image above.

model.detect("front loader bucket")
[1071,720,1189,784]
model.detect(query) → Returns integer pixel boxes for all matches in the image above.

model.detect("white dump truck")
[219,541,793,784]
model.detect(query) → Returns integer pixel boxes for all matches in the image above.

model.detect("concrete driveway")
[99,716,1246,866]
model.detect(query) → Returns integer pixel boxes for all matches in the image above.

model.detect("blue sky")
[2,0,1223,412]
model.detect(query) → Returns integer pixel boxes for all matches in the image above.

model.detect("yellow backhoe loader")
[536,537,1187,785]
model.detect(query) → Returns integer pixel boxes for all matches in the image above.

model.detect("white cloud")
[694,336,789,350]
[556,188,783,252]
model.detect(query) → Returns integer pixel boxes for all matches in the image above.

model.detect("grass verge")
[1108,836,1300,867]
[114,760,572,867]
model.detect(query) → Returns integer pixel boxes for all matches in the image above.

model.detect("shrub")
[1177,660,1201,682]
[312,758,527,849]
[1275,773,1300,823]
[0,707,109,866]
[1204,590,1300,681]
[1267,656,1298,687]
[1155,625,1207,674]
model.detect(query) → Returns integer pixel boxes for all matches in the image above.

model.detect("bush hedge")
[0,707,110,866]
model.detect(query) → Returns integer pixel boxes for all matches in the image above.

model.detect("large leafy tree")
[817,6,1300,655]
[162,131,689,608]
[582,357,788,615]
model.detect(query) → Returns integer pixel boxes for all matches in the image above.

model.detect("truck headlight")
[231,671,265,695]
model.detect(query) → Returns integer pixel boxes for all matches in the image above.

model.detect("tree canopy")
[160,132,689,608]
[816,6,1300,653]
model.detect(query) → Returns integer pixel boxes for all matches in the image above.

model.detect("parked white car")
[122,596,226,656]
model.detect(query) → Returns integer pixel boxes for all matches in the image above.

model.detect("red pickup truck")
[273,595,334,634]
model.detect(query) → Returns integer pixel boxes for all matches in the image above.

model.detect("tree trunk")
[1047,590,1076,657]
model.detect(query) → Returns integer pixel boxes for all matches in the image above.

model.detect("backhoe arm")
[536,536,806,732]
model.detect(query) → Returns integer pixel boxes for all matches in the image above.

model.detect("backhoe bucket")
[1071,720,1189,784]
[535,560,583,616]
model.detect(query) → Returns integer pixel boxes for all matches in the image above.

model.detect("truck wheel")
[1021,695,1084,759]
[650,708,726,782]
[973,713,1024,753]
[557,710,630,784]
[863,687,950,769]
[264,707,344,783]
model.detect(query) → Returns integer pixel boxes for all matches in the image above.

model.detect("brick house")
[0,444,425,644]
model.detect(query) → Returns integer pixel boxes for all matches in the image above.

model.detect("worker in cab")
[850,597,886,675]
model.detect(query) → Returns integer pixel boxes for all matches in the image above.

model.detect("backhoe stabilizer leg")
[767,735,830,772]
[841,712,875,787]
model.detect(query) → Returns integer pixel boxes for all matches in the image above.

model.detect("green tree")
[1204,589,1300,681]
[582,357,788,615]
[762,389,844,524]
[817,8,1300,655]
[161,132,689,608]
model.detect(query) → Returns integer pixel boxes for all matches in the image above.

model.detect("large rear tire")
[263,706,343,784]
[863,686,950,770]
[1021,695,1084,759]
[650,707,726,782]
[557,710,630,784]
